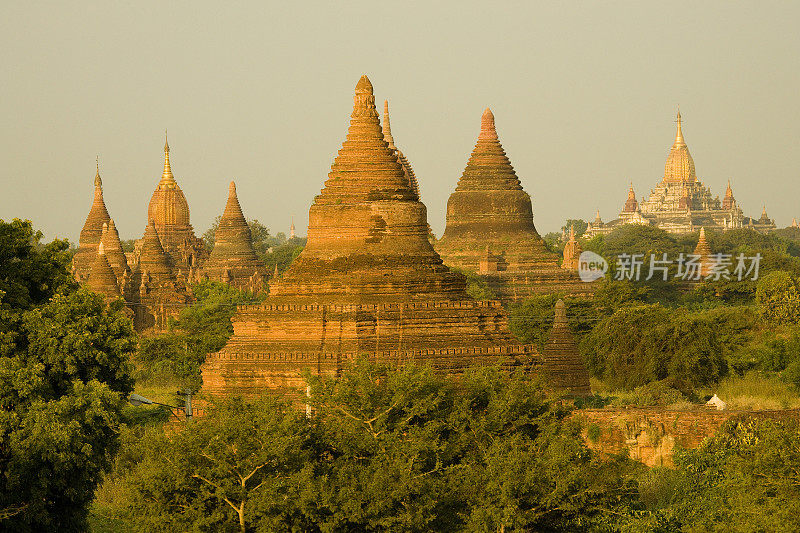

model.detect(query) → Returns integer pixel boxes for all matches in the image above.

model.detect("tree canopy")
[0,219,136,532]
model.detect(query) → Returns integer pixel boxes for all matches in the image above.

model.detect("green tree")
[137,281,263,389]
[102,396,313,532]
[99,360,643,531]
[305,360,640,531]
[509,294,597,346]
[0,218,74,310]
[755,271,800,325]
[0,219,136,531]
[670,417,800,532]
[561,218,588,238]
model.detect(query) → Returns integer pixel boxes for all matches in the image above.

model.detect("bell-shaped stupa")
[436,108,591,300]
[202,181,268,291]
[73,161,112,281]
[142,134,208,271]
[541,300,591,397]
[202,76,538,396]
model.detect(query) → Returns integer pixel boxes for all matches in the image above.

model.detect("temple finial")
[479,108,498,141]
[161,131,174,182]
[674,106,685,147]
[383,100,396,149]
[94,156,102,188]
[355,75,373,95]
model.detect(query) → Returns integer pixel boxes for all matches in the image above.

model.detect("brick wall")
[574,408,800,467]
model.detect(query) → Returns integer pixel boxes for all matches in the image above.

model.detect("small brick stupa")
[202,76,537,396]
[141,135,207,272]
[87,243,123,302]
[202,181,268,292]
[130,220,192,331]
[100,219,129,280]
[541,300,591,397]
[435,108,591,300]
[562,225,582,271]
[73,162,111,282]
[693,227,713,278]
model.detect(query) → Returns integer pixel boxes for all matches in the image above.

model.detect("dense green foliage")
[639,417,800,532]
[0,219,136,532]
[98,360,642,532]
[504,225,800,398]
[136,281,263,389]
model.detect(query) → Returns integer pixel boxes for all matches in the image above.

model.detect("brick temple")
[201,76,539,396]
[435,108,592,301]
[74,142,269,331]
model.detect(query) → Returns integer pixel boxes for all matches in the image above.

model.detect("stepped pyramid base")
[202,299,538,396]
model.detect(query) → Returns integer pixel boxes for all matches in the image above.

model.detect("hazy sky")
[2,1,798,243]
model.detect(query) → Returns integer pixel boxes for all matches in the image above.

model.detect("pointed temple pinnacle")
[479,107,498,141]
[98,241,106,255]
[383,99,396,149]
[94,156,102,188]
[673,106,685,147]
[161,132,174,182]
[355,75,373,94]
[229,180,237,196]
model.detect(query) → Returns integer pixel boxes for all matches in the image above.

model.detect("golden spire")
[673,106,685,147]
[94,156,102,188]
[161,130,174,183]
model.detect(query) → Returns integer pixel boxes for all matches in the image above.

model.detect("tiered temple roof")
[435,108,592,300]
[541,300,591,397]
[73,162,111,281]
[202,76,540,397]
[202,181,268,292]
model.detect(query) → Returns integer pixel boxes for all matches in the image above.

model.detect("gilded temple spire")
[673,106,685,148]
[161,130,174,183]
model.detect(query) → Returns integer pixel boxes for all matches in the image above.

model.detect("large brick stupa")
[435,109,591,300]
[201,76,537,396]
